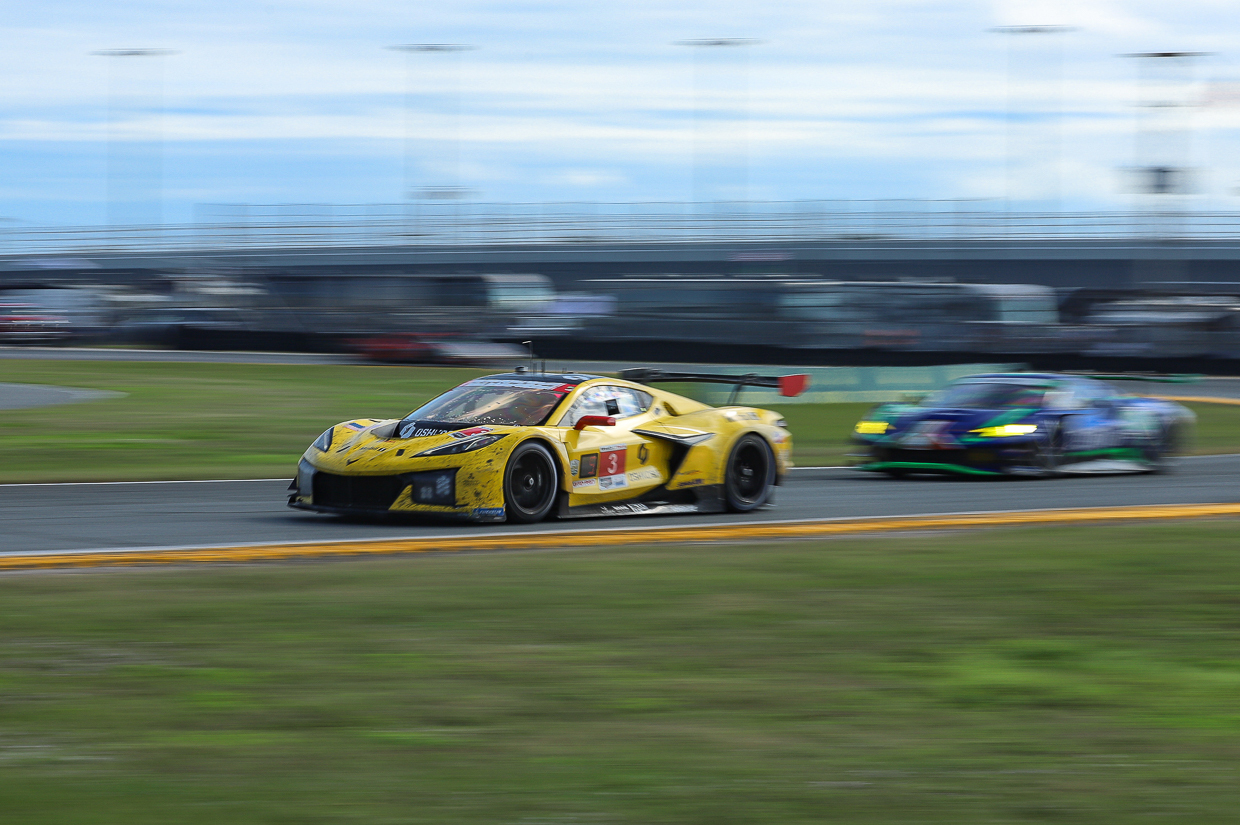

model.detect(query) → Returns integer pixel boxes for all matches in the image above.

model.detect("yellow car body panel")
[290,373,794,523]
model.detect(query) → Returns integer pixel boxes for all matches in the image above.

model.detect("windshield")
[404,380,572,427]
[921,380,1053,409]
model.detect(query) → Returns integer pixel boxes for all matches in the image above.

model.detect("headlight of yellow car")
[970,423,1039,438]
[854,421,891,434]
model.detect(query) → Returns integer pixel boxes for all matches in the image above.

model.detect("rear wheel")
[1144,424,1180,473]
[724,435,775,512]
[1032,424,1063,477]
[503,441,558,523]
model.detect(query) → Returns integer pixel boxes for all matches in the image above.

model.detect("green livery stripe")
[861,462,1003,476]
[1065,447,1144,460]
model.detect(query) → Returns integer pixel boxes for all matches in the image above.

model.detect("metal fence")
[5,201,1240,257]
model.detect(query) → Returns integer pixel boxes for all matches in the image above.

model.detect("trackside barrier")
[681,363,1024,405]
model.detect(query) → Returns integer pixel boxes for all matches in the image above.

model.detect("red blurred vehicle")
[349,332,526,366]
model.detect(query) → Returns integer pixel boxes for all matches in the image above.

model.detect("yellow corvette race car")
[289,368,808,523]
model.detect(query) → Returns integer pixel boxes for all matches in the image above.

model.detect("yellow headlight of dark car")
[969,423,1039,438]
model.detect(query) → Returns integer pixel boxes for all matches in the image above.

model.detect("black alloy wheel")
[503,441,558,523]
[724,434,775,512]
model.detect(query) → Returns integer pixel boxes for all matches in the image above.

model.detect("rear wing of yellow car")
[618,369,810,405]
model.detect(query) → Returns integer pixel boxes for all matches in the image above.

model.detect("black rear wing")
[619,369,810,405]
[1064,371,1202,384]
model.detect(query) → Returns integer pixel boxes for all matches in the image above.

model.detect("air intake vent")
[312,472,407,510]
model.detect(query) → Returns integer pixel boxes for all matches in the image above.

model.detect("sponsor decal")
[472,507,505,519]
[569,459,580,477]
[580,453,598,478]
[638,444,649,464]
[594,502,698,517]
[452,426,494,439]
[599,445,626,476]
[628,467,660,483]
[572,478,597,489]
[675,478,704,487]
[399,421,451,439]
[598,445,628,490]
[343,422,366,432]
[601,502,648,515]
[899,420,958,449]
[598,474,629,490]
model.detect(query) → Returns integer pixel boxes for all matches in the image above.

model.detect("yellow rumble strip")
[5,503,1240,571]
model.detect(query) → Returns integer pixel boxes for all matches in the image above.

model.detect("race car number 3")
[601,446,626,476]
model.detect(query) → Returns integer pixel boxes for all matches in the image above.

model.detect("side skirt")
[557,484,728,520]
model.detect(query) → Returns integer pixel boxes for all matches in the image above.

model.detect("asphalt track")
[2,346,1238,566]
[3,455,1238,558]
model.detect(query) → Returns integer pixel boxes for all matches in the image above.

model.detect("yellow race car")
[289,368,808,523]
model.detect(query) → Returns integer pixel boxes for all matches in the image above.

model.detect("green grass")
[3,521,1240,822]
[1,361,1239,480]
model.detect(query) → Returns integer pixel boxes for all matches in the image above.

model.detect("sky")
[4,0,1240,227]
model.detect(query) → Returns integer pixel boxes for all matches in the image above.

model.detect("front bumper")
[852,441,1045,476]
[288,459,507,522]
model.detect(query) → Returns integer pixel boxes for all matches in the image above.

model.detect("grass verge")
[1,360,1238,481]
[3,521,1240,823]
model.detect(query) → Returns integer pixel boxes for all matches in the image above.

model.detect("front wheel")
[503,441,558,523]
[724,434,776,512]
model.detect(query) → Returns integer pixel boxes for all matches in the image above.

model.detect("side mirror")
[574,415,617,430]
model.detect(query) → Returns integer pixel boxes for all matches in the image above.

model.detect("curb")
[5,502,1240,571]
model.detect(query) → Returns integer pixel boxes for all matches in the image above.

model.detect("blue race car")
[851,373,1196,477]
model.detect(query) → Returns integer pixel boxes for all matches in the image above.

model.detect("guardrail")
[6,201,1240,258]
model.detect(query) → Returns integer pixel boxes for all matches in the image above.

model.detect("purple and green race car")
[851,373,1196,477]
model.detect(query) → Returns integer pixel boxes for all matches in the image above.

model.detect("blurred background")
[6,1,1240,369]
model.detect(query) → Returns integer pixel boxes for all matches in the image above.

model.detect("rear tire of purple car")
[503,441,558,523]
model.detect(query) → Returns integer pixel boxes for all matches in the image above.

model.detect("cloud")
[3,0,1240,224]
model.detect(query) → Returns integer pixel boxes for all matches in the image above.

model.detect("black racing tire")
[503,441,558,523]
[1032,423,1064,477]
[724,434,776,512]
[883,468,908,479]
[1144,424,1180,474]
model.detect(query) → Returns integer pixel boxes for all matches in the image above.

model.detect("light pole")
[676,38,761,209]
[991,26,1073,219]
[92,48,176,231]
[388,44,475,201]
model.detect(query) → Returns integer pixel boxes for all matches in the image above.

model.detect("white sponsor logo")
[569,459,580,477]
[400,423,449,439]
[628,467,660,482]
[572,478,597,488]
[598,474,628,490]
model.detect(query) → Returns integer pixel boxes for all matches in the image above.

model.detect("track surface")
[3,455,1237,555]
